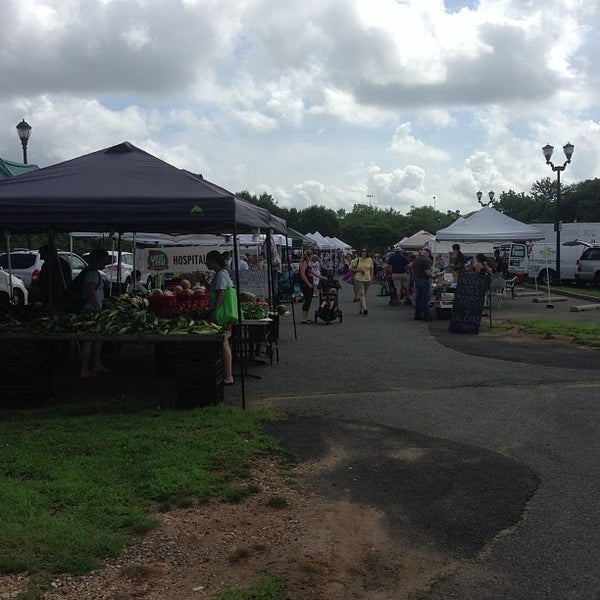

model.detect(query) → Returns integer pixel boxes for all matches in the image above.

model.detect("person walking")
[387,247,409,305]
[299,249,315,323]
[351,247,374,315]
[412,248,433,321]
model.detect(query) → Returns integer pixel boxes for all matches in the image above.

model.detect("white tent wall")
[427,240,495,256]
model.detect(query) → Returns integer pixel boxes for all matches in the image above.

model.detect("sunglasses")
[361,249,368,252]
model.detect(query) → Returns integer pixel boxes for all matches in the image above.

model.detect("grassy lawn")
[0,404,281,597]
[490,319,600,349]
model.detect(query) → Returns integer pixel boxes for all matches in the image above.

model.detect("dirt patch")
[2,458,455,600]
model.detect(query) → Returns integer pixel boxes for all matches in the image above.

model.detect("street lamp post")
[16,119,32,164]
[366,194,373,207]
[542,142,574,283]
[476,190,495,207]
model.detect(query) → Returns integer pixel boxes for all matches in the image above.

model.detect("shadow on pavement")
[265,417,540,558]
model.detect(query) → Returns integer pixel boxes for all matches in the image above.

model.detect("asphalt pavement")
[237,283,600,600]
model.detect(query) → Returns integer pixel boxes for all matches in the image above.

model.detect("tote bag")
[212,285,239,326]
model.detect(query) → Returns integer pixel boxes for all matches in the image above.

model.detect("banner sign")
[135,246,221,274]
[135,247,269,299]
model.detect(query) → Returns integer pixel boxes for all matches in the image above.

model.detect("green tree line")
[239,177,600,253]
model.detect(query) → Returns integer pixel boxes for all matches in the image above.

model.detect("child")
[127,270,148,295]
[310,254,322,296]
[320,286,337,311]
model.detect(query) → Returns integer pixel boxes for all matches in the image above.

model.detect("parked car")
[574,246,600,286]
[0,250,89,289]
[0,268,28,306]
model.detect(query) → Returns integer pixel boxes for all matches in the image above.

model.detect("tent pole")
[285,233,298,341]
[4,231,14,301]
[231,225,246,409]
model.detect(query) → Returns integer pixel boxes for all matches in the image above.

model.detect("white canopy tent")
[306,231,337,250]
[395,230,433,250]
[435,207,544,242]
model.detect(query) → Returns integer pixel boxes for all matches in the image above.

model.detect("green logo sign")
[147,250,169,271]
[190,205,203,214]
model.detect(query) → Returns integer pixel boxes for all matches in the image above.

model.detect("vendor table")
[235,318,276,378]
[0,333,224,410]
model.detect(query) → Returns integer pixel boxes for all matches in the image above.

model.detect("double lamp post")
[542,142,574,282]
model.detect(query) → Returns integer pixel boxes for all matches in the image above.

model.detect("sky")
[1,0,599,217]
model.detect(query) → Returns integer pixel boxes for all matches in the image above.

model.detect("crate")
[154,341,224,408]
[174,357,224,408]
[154,341,223,378]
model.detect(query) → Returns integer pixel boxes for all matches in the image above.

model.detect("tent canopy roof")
[0,141,286,235]
[396,230,433,249]
[435,207,544,242]
[0,157,39,181]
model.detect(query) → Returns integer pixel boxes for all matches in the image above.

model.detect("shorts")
[353,280,371,293]
[392,273,410,290]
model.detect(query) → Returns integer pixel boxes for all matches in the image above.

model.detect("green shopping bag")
[211,285,239,326]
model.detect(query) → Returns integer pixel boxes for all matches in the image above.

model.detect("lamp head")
[16,119,32,142]
[563,142,574,162]
[476,191,483,203]
[542,144,554,163]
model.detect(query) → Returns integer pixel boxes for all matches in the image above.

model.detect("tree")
[404,206,455,238]
[295,205,339,237]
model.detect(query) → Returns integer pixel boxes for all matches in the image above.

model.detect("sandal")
[301,319,313,324]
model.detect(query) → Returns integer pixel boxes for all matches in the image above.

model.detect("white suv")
[575,247,600,287]
[0,269,28,306]
[0,250,89,289]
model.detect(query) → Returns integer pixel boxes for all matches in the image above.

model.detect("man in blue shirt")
[387,247,409,305]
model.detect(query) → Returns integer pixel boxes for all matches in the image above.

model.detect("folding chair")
[505,276,518,299]
[490,277,507,309]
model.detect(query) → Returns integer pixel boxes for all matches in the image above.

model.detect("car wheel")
[594,272,600,289]
[12,288,26,306]
[538,269,556,286]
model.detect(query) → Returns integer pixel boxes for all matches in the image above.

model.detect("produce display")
[148,279,211,316]
[0,293,222,336]
[239,291,270,320]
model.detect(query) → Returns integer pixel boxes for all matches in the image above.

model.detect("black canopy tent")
[0,141,288,408]
[0,141,285,236]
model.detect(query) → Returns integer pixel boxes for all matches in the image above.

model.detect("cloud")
[0,0,598,218]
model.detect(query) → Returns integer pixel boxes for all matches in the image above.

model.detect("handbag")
[212,285,239,326]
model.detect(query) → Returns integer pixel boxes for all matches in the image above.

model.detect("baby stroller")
[314,277,342,325]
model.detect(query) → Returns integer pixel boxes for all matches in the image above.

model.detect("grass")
[553,285,600,299]
[490,319,600,349]
[0,404,281,593]
[215,575,290,600]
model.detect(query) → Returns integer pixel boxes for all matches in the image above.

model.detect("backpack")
[60,268,100,313]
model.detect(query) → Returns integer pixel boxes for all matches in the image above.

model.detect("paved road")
[237,285,600,600]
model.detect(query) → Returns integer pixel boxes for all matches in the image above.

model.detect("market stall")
[0,141,287,408]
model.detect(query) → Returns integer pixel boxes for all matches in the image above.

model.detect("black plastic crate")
[154,341,222,379]
[174,357,224,408]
